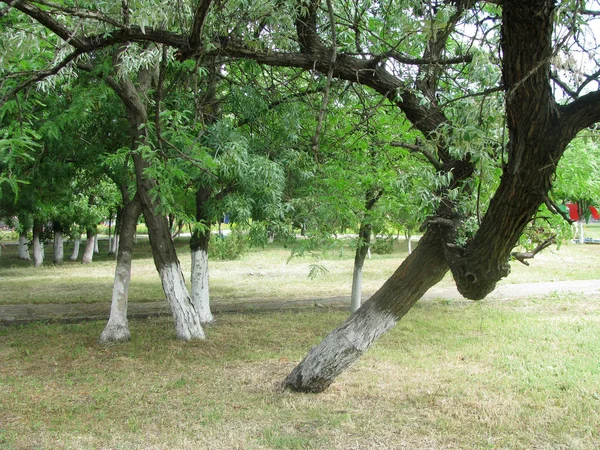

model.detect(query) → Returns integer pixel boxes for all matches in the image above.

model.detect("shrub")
[371,236,395,255]
[210,229,249,260]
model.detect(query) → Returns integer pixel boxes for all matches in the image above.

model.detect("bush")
[371,237,395,255]
[210,229,249,260]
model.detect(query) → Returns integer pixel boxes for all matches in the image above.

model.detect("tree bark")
[285,228,449,392]
[190,187,215,324]
[52,221,64,264]
[350,223,371,312]
[18,232,30,261]
[69,234,81,261]
[190,228,214,324]
[93,233,100,254]
[81,228,96,264]
[32,220,44,267]
[100,194,142,343]
[112,61,204,341]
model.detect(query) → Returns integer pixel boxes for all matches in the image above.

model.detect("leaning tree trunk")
[32,221,44,267]
[285,228,449,392]
[81,228,96,264]
[100,195,142,343]
[18,232,30,261]
[70,234,81,261]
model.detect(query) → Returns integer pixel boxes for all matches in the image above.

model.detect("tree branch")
[0,49,83,107]
[179,0,213,59]
[511,235,555,266]
[560,90,600,138]
[389,141,443,170]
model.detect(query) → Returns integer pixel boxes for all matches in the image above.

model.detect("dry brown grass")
[2,292,600,449]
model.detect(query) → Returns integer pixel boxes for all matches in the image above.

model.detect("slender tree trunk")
[578,220,585,244]
[93,234,100,254]
[32,221,44,267]
[285,229,449,392]
[350,224,371,312]
[190,228,214,324]
[81,228,96,264]
[52,221,64,264]
[100,195,142,343]
[70,234,81,261]
[405,231,412,255]
[18,232,30,261]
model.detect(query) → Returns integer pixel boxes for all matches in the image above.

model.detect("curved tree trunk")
[285,229,449,392]
[18,232,30,261]
[32,221,44,267]
[81,228,96,264]
[100,195,142,343]
[69,234,81,261]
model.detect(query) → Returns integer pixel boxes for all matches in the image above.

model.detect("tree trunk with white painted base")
[285,229,449,392]
[578,220,585,244]
[32,221,44,267]
[93,234,100,254]
[52,222,64,264]
[100,195,142,343]
[190,228,214,324]
[70,234,81,261]
[81,229,96,264]
[18,232,30,261]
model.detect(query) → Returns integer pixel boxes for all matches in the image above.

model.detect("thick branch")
[179,0,213,59]
[560,90,600,137]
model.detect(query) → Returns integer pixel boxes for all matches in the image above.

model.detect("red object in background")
[566,203,579,221]
[591,206,600,220]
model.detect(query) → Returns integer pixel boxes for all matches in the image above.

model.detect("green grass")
[1,295,599,449]
[1,234,599,306]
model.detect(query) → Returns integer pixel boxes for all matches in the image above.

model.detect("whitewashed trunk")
[578,220,585,244]
[111,234,119,255]
[32,225,44,267]
[100,195,141,343]
[407,236,412,254]
[99,255,133,343]
[285,300,398,392]
[53,231,64,264]
[81,233,96,264]
[160,262,205,340]
[70,235,81,261]
[93,235,100,254]
[191,248,214,324]
[350,264,363,312]
[18,233,30,260]
[285,230,449,392]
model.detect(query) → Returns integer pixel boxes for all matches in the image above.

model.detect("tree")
[3,0,600,391]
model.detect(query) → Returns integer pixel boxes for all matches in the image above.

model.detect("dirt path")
[1,279,599,326]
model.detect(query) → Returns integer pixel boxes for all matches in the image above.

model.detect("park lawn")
[0,236,599,305]
[1,293,599,449]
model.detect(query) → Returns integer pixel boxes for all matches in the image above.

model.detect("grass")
[0,233,599,306]
[1,295,599,449]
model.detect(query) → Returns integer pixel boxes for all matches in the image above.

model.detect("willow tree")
[3,0,600,391]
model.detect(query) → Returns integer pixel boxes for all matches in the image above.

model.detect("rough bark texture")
[69,234,81,261]
[99,195,142,343]
[284,229,449,392]
[32,221,44,267]
[18,232,30,261]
